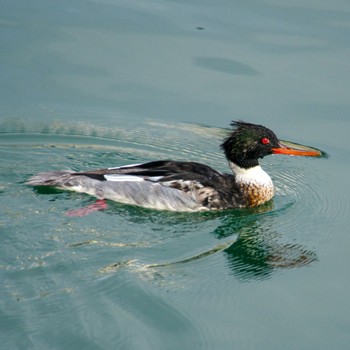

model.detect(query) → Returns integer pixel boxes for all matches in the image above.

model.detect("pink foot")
[65,199,108,217]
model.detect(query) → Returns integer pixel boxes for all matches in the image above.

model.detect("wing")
[74,160,223,187]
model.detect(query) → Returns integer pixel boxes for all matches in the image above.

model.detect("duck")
[27,121,320,213]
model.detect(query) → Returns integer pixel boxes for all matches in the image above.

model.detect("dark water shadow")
[194,56,260,76]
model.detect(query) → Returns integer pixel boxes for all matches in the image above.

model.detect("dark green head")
[220,121,281,169]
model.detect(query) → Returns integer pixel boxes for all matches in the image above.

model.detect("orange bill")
[272,141,322,157]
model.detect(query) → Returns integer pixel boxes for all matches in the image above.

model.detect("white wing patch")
[108,164,141,170]
[104,174,145,182]
[104,174,164,182]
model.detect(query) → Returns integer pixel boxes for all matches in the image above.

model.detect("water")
[1,1,350,349]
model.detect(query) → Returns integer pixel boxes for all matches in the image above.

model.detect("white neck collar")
[229,162,273,186]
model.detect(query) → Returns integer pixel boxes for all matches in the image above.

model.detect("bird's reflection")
[212,203,317,281]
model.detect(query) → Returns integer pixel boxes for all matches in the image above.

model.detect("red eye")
[261,137,270,145]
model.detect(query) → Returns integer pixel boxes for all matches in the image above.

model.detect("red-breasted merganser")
[27,121,320,212]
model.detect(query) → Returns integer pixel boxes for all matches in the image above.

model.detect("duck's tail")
[26,171,74,187]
